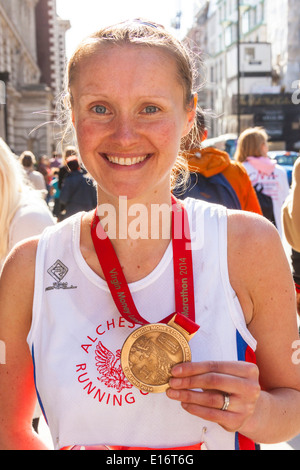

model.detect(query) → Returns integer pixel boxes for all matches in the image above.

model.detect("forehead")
[70,44,183,97]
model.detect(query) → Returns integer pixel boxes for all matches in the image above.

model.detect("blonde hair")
[61,19,200,189]
[0,139,25,260]
[234,127,269,163]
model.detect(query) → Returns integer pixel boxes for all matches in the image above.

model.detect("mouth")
[101,154,151,166]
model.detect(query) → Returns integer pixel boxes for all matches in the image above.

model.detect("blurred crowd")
[20,145,97,221]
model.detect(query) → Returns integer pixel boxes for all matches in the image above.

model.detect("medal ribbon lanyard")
[91,196,199,335]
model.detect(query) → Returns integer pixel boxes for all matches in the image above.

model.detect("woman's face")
[70,44,196,202]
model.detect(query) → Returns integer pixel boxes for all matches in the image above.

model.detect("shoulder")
[2,236,39,271]
[0,237,39,308]
[228,209,280,255]
[227,210,286,324]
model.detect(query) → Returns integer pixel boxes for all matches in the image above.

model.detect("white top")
[9,201,55,250]
[27,198,257,450]
[0,198,55,272]
[243,161,290,238]
[25,169,47,192]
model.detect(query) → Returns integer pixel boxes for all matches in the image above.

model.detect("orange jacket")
[184,147,262,215]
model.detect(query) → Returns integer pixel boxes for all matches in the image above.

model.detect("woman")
[234,127,290,238]
[0,138,55,433]
[0,20,299,451]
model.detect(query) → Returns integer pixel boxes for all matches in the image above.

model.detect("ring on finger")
[221,393,230,411]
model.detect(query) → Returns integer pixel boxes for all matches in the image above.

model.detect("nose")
[111,114,139,147]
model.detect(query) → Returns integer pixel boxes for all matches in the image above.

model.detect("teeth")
[106,155,148,165]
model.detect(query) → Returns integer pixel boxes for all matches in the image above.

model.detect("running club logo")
[75,319,148,406]
[45,259,77,291]
[95,341,133,393]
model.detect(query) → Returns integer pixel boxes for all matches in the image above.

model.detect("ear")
[182,93,198,137]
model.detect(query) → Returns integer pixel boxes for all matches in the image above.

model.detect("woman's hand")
[166,360,260,433]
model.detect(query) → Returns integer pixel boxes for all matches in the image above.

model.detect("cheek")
[153,120,183,150]
[74,119,98,152]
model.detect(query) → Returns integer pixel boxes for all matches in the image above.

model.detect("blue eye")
[92,105,107,114]
[144,106,159,114]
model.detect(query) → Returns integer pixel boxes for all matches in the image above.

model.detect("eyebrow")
[78,92,170,102]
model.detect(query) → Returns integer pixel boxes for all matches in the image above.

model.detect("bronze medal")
[121,315,197,393]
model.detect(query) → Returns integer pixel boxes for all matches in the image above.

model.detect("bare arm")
[167,212,300,444]
[282,157,300,251]
[234,212,300,442]
[0,239,49,449]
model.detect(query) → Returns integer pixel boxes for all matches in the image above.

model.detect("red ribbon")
[91,196,199,335]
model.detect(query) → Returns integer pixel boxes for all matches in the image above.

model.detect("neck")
[90,189,173,282]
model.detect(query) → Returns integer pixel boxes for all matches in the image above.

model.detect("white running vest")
[27,198,257,450]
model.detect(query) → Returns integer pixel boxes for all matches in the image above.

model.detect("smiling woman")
[63,20,198,204]
[70,46,194,202]
[1,19,300,452]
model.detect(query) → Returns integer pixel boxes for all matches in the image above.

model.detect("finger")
[169,373,252,396]
[167,388,236,412]
[171,361,258,380]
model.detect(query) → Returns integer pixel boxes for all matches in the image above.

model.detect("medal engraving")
[121,321,192,393]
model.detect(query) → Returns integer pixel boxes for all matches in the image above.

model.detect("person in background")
[282,156,300,315]
[176,109,262,214]
[58,146,79,220]
[0,138,55,432]
[37,155,52,204]
[49,169,61,219]
[234,127,290,238]
[19,150,47,199]
[49,151,62,169]
[59,156,97,219]
[58,145,79,190]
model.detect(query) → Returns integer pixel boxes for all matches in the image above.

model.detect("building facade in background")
[0,0,69,157]
[185,0,300,150]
